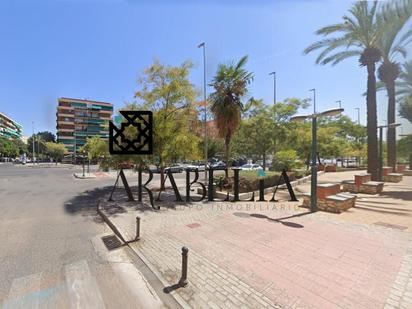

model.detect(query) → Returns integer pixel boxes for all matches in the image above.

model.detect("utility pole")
[32,121,35,165]
[269,72,276,105]
[198,42,207,181]
[310,88,317,212]
[335,100,342,109]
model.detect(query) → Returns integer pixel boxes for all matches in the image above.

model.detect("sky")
[0,0,411,137]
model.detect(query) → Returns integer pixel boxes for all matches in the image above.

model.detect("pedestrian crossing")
[1,260,106,309]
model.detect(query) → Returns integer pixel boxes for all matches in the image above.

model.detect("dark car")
[210,161,227,170]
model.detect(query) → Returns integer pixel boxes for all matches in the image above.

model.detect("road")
[0,163,170,308]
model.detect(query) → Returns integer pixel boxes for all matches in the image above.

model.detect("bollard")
[135,216,140,241]
[178,247,189,287]
[258,179,266,201]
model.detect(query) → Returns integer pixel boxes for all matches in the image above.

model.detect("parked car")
[240,164,263,171]
[210,161,227,170]
[165,164,185,173]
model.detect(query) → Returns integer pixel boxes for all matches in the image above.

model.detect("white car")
[240,164,263,171]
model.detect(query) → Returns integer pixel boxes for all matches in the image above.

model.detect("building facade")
[56,98,113,155]
[0,112,23,140]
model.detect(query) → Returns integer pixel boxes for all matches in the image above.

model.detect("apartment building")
[56,98,113,155]
[0,112,23,140]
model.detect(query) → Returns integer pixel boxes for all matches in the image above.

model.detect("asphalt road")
[0,163,168,308]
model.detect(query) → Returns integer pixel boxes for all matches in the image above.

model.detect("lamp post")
[335,100,342,109]
[355,108,360,125]
[291,95,344,212]
[269,71,276,105]
[198,42,207,181]
[32,121,35,165]
[378,123,401,181]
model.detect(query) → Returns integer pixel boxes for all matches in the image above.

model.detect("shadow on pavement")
[380,191,412,201]
[64,185,112,215]
[354,205,410,216]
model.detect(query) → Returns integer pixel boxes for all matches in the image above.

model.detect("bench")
[383,173,403,183]
[301,192,356,213]
[396,164,408,173]
[341,173,383,194]
[317,183,340,199]
[360,181,384,194]
[382,166,393,176]
[403,170,412,176]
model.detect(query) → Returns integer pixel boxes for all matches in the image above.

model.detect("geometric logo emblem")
[109,110,153,155]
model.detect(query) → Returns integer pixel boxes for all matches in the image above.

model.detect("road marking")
[3,273,42,309]
[65,260,106,309]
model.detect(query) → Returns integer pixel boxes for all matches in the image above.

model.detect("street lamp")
[269,72,276,105]
[378,123,401,180]
[32,121,35,165]
[355,107,360,125]
[291,90,344,212]
[335,100,342,109]
[198,42,207,181]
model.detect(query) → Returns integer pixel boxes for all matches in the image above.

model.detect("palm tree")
[209,55,254,177]
[304,1,382,180]
[398,61,412,97]
[377,0,412,169]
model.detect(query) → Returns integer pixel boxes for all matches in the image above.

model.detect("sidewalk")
[99,171,412,309]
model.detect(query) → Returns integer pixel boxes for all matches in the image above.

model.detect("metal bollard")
[135,216,140,241]
[178,247,189,287]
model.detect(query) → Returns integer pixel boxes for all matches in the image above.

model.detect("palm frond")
[321,50,362,66]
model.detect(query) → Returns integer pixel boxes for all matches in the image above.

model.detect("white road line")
[65,260,106,309]
[3,273,42,309]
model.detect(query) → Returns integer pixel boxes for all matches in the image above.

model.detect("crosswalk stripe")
[3,273,42,309]
[65,260,106,309]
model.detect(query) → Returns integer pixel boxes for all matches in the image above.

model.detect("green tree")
[399,95,412,122]
[377,0,412,169]
[0,138,18,158]
[304,1,382,180]
[397,61,412,97]
[45,142,67,164]
[232,105,273,169]
[133,60,201,187]
[28,131,55,158]
[209,55,254,176]
[81,136,109,164]
[199,137,225,159]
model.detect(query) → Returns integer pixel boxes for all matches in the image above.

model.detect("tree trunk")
[386,79,397,170]
[366,63,379,180]
[225,135,230,178]
[159,158,165,191]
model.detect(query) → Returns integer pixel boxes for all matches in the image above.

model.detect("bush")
[273,149,303,171]
[214,170,296,193]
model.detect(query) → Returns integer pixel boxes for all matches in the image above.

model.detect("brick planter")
[383,173,403,183]
[302,193,356,213]
[342,180,357,193]
[354,174,371,187]
[317,183,340,199]
[359,181,384,194]
[403,170,412,176]
[396,164,407,173]
[324,164,337,172]
[382,166,393,176]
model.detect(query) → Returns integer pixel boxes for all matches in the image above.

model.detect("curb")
[96,200,189,309]
[73,173,97,179]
